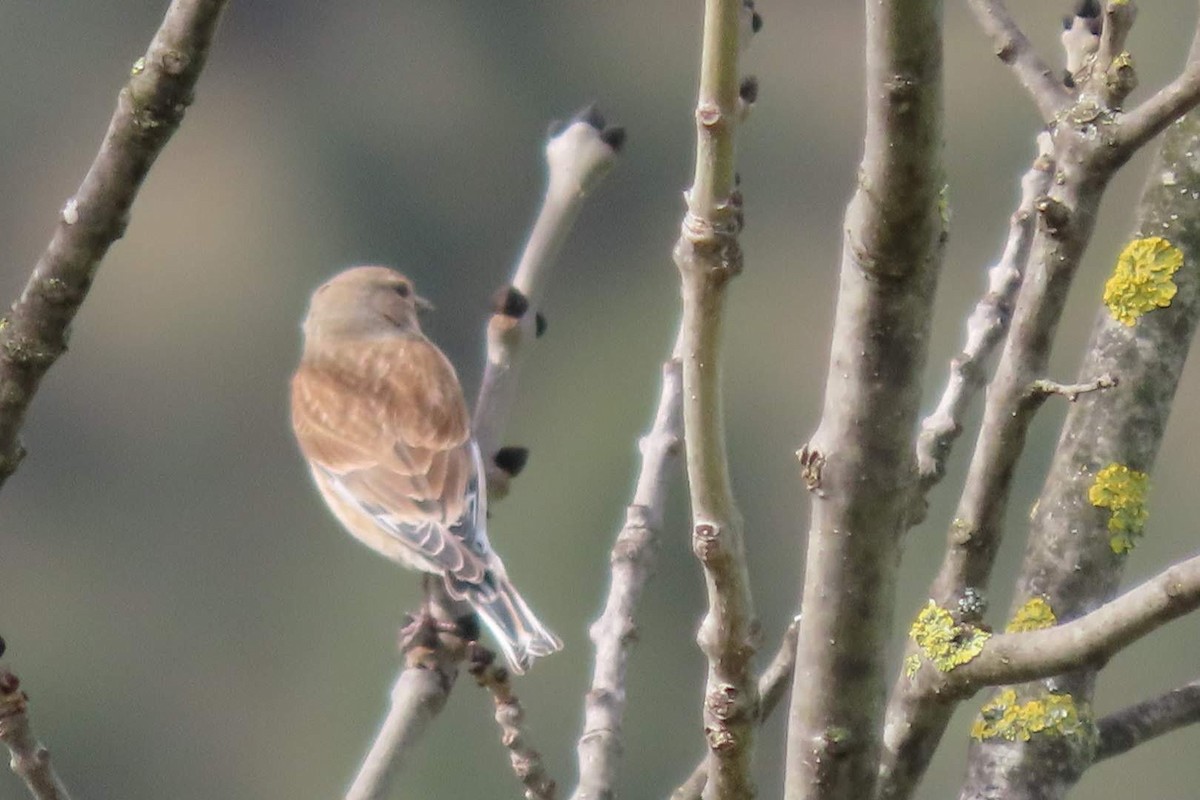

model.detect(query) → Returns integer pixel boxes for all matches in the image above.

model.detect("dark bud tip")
[546,118,566,139]
[0,671,19,695]
[1063,70,1076,88]
[734,172,742,186]
[739,76,759,104]
[577,103,606,131]
[535,312,548,338]
[751,11,763,32]
[457,614,481,642]
[491,285,530,319]
[599,125,626,152]
[1075,0,1101,18]
[494,446,530,477]
[0,634,5,659]
[1062,14,1073,30]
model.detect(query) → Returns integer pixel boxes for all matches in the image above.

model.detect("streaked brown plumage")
[291,266,561,672]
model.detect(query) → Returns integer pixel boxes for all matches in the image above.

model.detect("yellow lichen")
[1006,597,1058,633]
[971,688,1092,742]
[903,653,921,678]
[909,601,990,672]
[1088,463,1150,554]
[1103,236,1184,326]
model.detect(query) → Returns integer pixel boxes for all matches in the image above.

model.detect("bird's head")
[302,265,434,343]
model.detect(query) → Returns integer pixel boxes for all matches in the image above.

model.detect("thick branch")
[785,1,944,799]
[1095,678,1200,761]
[472,113,622,495]
[0,669,73,800]
[674,2,757,799]
[965,0,1072,123]
[915,134,1053,491]
[0,0,229,490]
[570,349,683,800]
[469,645,557,800]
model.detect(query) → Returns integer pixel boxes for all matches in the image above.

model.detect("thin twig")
[0,0,229,490]
[1025,373,1117,402]
[472,111,623,496]
[965,0,1072,123]
[0,669,73,800]
[469,644,557,800]
[674,2,758,798]
[915,133,1054,490]
[670,617,800,800]
[1095,678,1200,761]
[569,346,684,800]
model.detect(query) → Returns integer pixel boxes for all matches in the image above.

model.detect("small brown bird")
[290,266,562,672]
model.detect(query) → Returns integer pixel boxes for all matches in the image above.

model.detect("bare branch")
[672,2,759,798]
[0,0,229,491]
[945,553,1200,688]
[469,645,557,800]
[345,600,465,800]
[570,348,683,800]
[1095,678,1200,761]
[472,113,622,496]
[965,0,1072,123]
[959,89,1200,800]
[1025,373,1117,403]
[1109,24,1200,163]
[671,617,800,800]
[0,668,73,800]
[785,1,945,798]
[916,134,1054,490]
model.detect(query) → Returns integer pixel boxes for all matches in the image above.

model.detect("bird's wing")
[291,337,491,584]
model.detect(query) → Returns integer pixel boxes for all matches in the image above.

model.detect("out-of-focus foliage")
[1,3,1198,798]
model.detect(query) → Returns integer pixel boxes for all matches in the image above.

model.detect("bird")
[290,265,562,673]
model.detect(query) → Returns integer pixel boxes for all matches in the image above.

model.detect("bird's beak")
[415,294,435,314]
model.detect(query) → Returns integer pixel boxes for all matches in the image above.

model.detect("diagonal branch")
[964,0,1072,123]
[1110,25,1200,164]
[1095,678,1200,761]
[940,552,1200,689]
[472,112,623,496]
[569,345,684,800]
[915,133,1054,492]
[0,0,229,492]
[0,666,73,800]
[344,594,465,800]
[468,644,557,800]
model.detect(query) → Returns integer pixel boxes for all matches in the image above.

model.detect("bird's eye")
[393,282,411,298]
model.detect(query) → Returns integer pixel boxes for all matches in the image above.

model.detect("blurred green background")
[2,2,1199,798]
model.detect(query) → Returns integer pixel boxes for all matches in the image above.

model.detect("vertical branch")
[0,667,72,800]
[784,1,945,799]
[569,345,683,800]
[0,0,229,491]
[673,1,758,798]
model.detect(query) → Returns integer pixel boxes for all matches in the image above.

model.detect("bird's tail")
[449,573,562,674]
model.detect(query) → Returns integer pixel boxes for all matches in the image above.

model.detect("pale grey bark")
[784,2,945,799]
[0,670,72,800]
